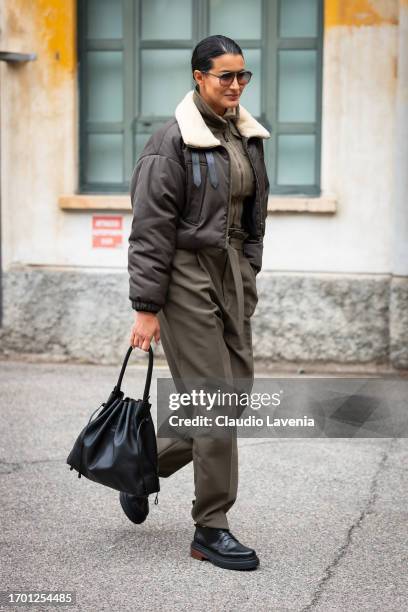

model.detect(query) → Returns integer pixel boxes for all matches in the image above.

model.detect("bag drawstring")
[69,465,82,478]
[137,414,160,505]
[135,417,148,495]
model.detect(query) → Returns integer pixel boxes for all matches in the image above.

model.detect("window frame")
[265,0,324,196]
[77,0,323,196]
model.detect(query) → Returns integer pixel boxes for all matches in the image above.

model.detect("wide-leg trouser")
[156,234,258,529]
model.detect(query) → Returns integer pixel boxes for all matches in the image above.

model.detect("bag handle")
[113,345,154,404]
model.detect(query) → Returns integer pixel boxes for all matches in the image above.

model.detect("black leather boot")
[119,492,149,524]
[191,526,259,570]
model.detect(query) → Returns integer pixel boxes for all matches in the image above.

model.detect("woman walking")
[125,35,270,571]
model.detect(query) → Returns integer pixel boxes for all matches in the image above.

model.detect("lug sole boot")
[191,526,259,571]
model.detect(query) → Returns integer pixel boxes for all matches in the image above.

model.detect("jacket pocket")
[182,152,208,225]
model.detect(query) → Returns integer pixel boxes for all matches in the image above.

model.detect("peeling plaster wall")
[0,0,78,269]
[0,0,403,275]
[326,0,399,26]
[0,1,407,366]
[391,0,408,276]
[264,0,400,274]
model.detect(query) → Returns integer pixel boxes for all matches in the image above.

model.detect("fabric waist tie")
[226,238,245,334]
[195,227,248,335]
[226,227,248,335]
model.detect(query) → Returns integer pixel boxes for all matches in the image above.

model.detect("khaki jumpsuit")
[156,88,258,530]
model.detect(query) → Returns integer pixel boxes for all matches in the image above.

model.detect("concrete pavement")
[0,358,407,612]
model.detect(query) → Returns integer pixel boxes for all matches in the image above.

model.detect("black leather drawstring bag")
[66,345,160,502]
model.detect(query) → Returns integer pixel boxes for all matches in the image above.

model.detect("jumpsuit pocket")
[242,256,258,318]
[248,261,258,283]
[244,256,258,284]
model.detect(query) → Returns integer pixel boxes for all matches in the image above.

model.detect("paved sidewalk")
[0,359,407,612]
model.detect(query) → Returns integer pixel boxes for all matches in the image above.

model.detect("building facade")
[0,0,407,368]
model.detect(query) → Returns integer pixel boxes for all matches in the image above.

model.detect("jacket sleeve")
[128,153,185,313]
[244,142,270,275]
[255,142,270,274]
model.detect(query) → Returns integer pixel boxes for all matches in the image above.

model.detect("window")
[78,0,323,196]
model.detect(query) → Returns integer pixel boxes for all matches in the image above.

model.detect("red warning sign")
[92,215,123,248]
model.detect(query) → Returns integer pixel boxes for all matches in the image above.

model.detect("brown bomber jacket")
[128,89,270,313]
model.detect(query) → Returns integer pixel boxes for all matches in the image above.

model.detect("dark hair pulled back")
[191,35,243,79]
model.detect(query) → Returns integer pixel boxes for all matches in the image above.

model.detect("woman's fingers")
[129,313,159,351]
[131,329,152,352]
[141,336,152,352]
[130,321,139,348]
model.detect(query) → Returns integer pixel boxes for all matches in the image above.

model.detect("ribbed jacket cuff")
[131,300,161,313]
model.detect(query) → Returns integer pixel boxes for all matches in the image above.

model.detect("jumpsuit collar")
[193,86,241,136]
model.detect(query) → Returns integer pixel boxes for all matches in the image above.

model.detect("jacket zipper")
[216,135,261,247]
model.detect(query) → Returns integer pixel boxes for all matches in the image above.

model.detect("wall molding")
[59,194,338,214]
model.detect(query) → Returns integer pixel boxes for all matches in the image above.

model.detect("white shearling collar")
[175,89,270,148]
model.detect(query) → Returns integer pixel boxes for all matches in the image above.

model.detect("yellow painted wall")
[0,0,404,276]
[4,0,76,87]
[1,0,78,269]
[326,0,399,28]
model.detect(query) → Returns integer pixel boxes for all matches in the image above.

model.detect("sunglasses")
[203,70,253,87]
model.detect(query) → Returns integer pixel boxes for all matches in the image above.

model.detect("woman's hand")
[130,312,161,352]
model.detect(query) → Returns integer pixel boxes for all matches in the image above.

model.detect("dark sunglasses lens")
[219,73,235,86]
[237,71,252,84]
[218,71,252,86]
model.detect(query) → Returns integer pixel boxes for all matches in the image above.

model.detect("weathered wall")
[0,268,392,367]
[0,0,402,274]
[1,0,77,268]
[0,0,407,367]
[288,0,398,274]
